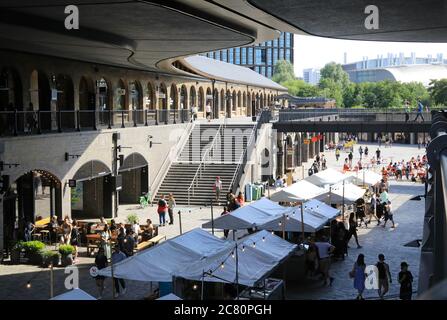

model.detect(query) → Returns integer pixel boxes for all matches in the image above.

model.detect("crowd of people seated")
[380,155,427,183]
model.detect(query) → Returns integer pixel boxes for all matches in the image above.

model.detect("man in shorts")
[376,254,392,299]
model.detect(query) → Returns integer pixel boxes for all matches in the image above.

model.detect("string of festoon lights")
[203,234,269,280]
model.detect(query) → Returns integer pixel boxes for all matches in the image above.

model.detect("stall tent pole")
[282,214,285,239]
[235,242,239,300]
[201,270,205,300]
[342,180,346,222]
[50,263,54,298]
[178,210,183,235]
[210,200,215,235]
[300,202,305,242]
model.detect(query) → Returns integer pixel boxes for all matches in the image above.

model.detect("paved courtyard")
[0,142,426,300]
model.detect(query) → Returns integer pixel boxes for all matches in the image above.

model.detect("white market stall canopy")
[98,228,233,282]
[157,293,183,300]
[325,182,366,204]
[258,206,329,233]
[347,169,382,187]
[50,288,97,300]
[304,199,341,220]
[305,168,353,187]
[177,230,297,287]
[269,180,326,202]
[202,197,285,230]
[98,228,296,287]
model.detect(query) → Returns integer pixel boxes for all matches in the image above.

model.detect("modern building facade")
[303,68,321,85]
[342,53,447,85]
[204,32,294,79]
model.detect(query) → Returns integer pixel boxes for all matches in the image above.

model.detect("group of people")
[308,153,327,176]
[156,193,176,226]
[306,236,413,300]
[220,191,245,238]
[381,155,427,183]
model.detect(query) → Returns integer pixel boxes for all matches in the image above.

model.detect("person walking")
[346,212,362,249]
[355,197,368,228]
[314,237,335,286]
[364,146,369,157]
[94,247,108,299]
[376,254,392,299]
[350,254,366,300]
[213,177,222,202]
[100,224,111,259]
[383,200,395,228]
[398,262,413,300]
[167,193,176,225]
[111,245,127,298]
[376,148,381,163]
[358,146,363,160]
[157,195,168,226]
[205,102,212,122]
[404,100,410,122]
[70,219,80,263]
[413,101,425,122]
[348,152,353,167]
[335,148,340,161]
[221,207,230,238]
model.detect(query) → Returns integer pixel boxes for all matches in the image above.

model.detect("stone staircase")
[155,122,255,205]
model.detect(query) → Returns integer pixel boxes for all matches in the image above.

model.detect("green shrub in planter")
[41,250,60,268]
[59,245,74,266]
[126,213,139,225]
[10,241,24,264]
[22,241,45,265]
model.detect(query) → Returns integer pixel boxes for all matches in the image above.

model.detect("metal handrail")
[150,120,195,201]
[227,112,263,194]
[187,123,223,205]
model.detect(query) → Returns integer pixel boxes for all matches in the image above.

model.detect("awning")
[119,153,148,172]
[50,288,96,300]
[346,169,382,187]
[304,168,353,187]
[324,182,366,204]
[202,197,287,230]
[72,160,111,182]
[269,180,326,202]
[304,199,340,220]
[98,228,296,287]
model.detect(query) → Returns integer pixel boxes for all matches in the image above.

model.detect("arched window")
[146,81,155,110]
[189,86,196,108]
[198,87,204,112]
[232,90,237,111]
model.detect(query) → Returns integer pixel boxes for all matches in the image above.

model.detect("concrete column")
[62,182,71,219]
[0,194,4,255]
[410,133,415,144]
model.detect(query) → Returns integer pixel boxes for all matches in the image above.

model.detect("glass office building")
[204,32,294,79]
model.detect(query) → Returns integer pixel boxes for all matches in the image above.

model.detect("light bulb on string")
[271,231,274,235]
[278,221,282,226]
[241,245,245,252]
[231,251,235,259]
[286,215,290,220]
[252,242,256,248]
[262,236,265,242]
[26,281,31,289]
[193,284,198,290]
[220,262,225,269]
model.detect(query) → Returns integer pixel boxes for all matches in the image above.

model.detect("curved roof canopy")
[183,55,287,90]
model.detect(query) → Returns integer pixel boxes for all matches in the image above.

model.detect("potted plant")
[59,244,74,266]
[22,241,45,265]
[10,241,24,264]
[126,213,139,225]
[41,250,60,268]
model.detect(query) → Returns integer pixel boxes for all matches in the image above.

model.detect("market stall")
[202,197,287,230]
[346,169,382,187]
[269,180,326,203]
[304,168,353,187]
[325,182,366,204]
[50,288,96,300]
[304,199,341,220]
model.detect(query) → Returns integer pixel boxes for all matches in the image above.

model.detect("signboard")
[303,139,310,145]
[116,88,126,96]
[51,89,58,101]
[68,179,77,188]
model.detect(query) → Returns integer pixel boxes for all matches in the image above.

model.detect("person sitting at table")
[141,219,154,241]
[123,229,136,257]
[117,224,126,252]
[110,219,117,233]
[61,217,72,245]
[24,221,35,242]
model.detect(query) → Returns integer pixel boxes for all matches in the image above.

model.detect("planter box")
[61,254,73,267]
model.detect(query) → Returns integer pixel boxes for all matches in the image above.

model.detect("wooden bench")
[135,241,152,252]
[148,235,166,246]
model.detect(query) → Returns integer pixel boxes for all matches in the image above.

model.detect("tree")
[319,62,350,89]
[272,60,295,83]
[429,79,447,106]
[281,79,321,97]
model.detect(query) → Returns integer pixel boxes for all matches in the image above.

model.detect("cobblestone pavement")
[0,142,426,299]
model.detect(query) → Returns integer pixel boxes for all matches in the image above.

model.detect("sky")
[294,34,447,77]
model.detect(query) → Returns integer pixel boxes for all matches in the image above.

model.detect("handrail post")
[108,109,112,129]
[13,109,18,136]
[133,109,137,127]
[37,110,42,134]
[93,109,97,130]
[145,109,148,126]
[121,110,125,128]
[76,110,81,131]
[155,109,159,125]
[57,109,62,133]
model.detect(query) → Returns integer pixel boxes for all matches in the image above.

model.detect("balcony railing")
[0,108,192,137]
